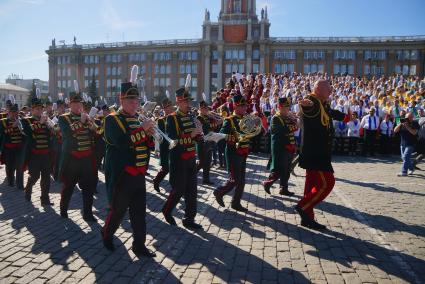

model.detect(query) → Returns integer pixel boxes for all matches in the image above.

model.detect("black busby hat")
[278,97,290,107]
[10,104,19,112]
[232,94,246,106]
[31,97,43,107]
[69,92,83,103]
[121,65,140,99]
[175,87,193,102]
[199,100,208,109]
[162,98,172,108]
[101,104,109,111]
[6,99,12,108]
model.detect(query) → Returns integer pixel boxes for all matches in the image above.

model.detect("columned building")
[46,0,425,102]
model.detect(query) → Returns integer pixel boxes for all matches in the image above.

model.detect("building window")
[274,50,296,60]
[234,0,241,13]
[179,51,199,61]
[304,50,325,60]
[105,54,122,63]
[212,64,218,74]
[253,64,259,73]
[253,49,260,60]
[225,49,245,60]
[212,50,218,60]
[154,52,171,61]
[334,50,355,60]
[396,50,419,60]
[274,64,294,73]
[334,64,354,75]
[129,53,147,62]
[304,64,324,73]
[364,50,386,60]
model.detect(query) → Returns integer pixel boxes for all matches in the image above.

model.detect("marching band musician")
[152,98,174,192]
[0,101,24,190]
[101,68,157,258]
[58,87,98,222]
[262,97,298,196]
[51,99,66,182]
[94,104,110,174]
[22,95,53,206]
[196,100,215,185]
[213,94,252,212]
[162,87,203,230]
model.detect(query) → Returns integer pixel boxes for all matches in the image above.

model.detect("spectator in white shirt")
[360,107,380,156]
[379,113,394,154]
[347,112,361,155]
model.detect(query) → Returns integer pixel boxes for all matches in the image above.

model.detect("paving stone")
[0,155,423,284]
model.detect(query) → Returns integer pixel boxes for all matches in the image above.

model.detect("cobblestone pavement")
[0,154,424,284]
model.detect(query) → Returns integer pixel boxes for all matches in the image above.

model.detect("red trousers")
[297,170,335,219]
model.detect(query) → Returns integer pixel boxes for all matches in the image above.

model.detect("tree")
[26,79,37,106]
[87,74,99,103]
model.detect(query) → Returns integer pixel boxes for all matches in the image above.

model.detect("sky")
[0,0,424,83]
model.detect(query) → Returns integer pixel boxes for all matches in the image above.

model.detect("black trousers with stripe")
[102,173,147,249]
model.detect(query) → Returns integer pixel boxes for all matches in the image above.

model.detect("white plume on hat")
[202,92,207,102]
[185,74,192,89]
[9,94,16,105]
[36,88,41,99]
[130,65,139,85]
[166,90,170,99]
[73,80,79,93]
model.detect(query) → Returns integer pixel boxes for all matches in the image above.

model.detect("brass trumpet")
[207,111,224,125]
[138,114,178,149]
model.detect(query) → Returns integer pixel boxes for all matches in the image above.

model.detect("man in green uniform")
[162,88,203,229]
[262,98,297,196]
[152,98,174,192]
[196,100,215,185]
[0,103,24,189]
[51,99,66,182]
[213,94,251,212]
[22,97,53,205]
[101,80,156,258]
[58,91,97,221]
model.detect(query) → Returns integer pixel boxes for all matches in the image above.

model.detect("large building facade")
[46,0,425,103]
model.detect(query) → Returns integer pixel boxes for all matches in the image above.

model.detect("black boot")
[133,246,156,258]
[101,231,115,251]
[182,219,203,230]
[162,211,177,226]
[262,181,272,194]
[279,187,294,196]
[213,190,225,207]
[231,202,248,212]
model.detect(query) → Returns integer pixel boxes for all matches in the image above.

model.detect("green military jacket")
[157,116,169,168]
[269,113,297,171]
[20,116,51,167]
[103,109,150,203]
[58,112,95,179]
